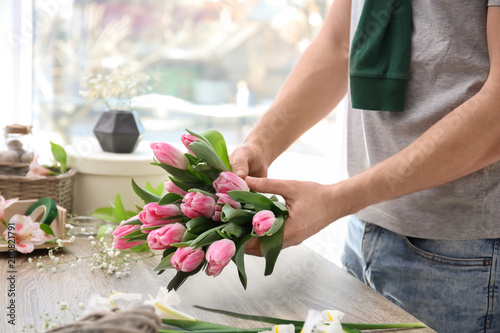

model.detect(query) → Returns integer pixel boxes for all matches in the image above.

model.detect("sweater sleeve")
[489,0,500,6]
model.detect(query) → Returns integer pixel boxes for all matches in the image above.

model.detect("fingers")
[245,176,291,197]
[229,148,250,178]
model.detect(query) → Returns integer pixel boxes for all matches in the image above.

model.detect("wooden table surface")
[0,238,435,333]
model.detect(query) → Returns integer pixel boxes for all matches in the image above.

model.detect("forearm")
[243,0,351,166]
[335,80,500,216]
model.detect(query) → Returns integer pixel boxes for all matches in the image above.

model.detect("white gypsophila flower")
[144,287,196,321]
[28,257,33,263]
[51,267,57,273]
[69,236,76,242]
[59,302,68,310]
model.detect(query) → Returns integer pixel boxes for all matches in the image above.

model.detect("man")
[230,0,500,332]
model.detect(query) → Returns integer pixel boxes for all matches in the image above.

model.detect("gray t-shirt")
[347,0,500,239]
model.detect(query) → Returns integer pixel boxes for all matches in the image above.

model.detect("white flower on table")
[144,287,196,320]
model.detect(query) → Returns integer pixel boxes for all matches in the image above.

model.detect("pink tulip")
[212,193,242,222]
[164,180,188,196]
[171,247,205,272]
[147,223,186,250]
[252,210,276,236]
[181,134,200,156]
[0,195,18,222]
[150,142,189,170]
[3,214,47,253]
[205,239,236,277]
[213,171,249,194]
[139,203,182,233]
[26,155,51,177]
[112,217,146,249]
[180,192,216,219]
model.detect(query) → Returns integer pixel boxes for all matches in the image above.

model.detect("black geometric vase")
[93,110,145,153]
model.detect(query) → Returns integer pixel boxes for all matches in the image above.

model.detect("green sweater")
[349,0,412,111]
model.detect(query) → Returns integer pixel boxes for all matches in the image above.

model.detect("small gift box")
[0,199,70,252]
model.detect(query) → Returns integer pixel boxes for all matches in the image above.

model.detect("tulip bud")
[139,202,182,233]
[252,210,276,236]
[181,134,200,156]
[171,247,205,272]
[147,223,187,250]
[150,142,189,170]
[112,216,146,249]
[164,180,188,196]
[213,171,249,194]
[205,239,236,277]
[181,192,216,219]
[212,193,242,222]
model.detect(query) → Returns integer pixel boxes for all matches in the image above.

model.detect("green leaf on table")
[132,179,161,204]
[162,319,237,331]
[145,181,165,196]
[189,141,229,172]
[259,221,285,276]
[39,224,55,237]
[232,233,254,289]
[153,163,202,184]
[158,192,183,205]
[192,306,304,327]
[167,262,204,291]
[220,204,255,225]
[50,141,67,174]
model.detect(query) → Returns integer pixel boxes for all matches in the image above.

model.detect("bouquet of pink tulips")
[114,129,288,290]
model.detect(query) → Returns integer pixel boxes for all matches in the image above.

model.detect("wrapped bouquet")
[114,129,288,290]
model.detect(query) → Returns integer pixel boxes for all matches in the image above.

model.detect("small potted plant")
[79,66,151,153]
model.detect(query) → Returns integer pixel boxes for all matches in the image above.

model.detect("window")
[30,0,334,154]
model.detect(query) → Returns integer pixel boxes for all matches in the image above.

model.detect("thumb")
[230,156,249,179]
[245,176,290,197]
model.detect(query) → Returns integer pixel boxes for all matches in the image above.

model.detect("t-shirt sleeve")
[489,0,500,6]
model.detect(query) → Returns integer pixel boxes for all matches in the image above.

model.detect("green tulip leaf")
[121,218,141,226]
[186,216,214,234]
[125,233,148,242]
[232,233,254,289]
[113,193,127,222]
[189,141,229,172]
[130,242,150,252]
[162,319,236,331]
[145,182,165,196]
[200,128,231,171]
[259,221,285,276]
[264,214,284,236]
[167,262,204,291]
[227,191,274,212]
[153,163,202,183]
[168,177,204,192]
[220,204,255,225]
[221,222,248,238]
[158,192,183,205]
[193,305,304,327]
[132,179,161,204]
[153,247,177,272]
[187,188,218,200]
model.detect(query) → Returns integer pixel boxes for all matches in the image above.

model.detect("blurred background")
[1,0,347,265]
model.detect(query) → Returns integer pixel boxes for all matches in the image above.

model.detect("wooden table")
[0,238,435,333]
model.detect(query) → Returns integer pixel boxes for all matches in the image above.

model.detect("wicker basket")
[0,168,76,212]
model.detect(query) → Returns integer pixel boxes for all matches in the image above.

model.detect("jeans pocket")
[403,237,492,267]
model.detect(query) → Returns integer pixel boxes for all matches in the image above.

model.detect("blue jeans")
[341,215,500,333]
